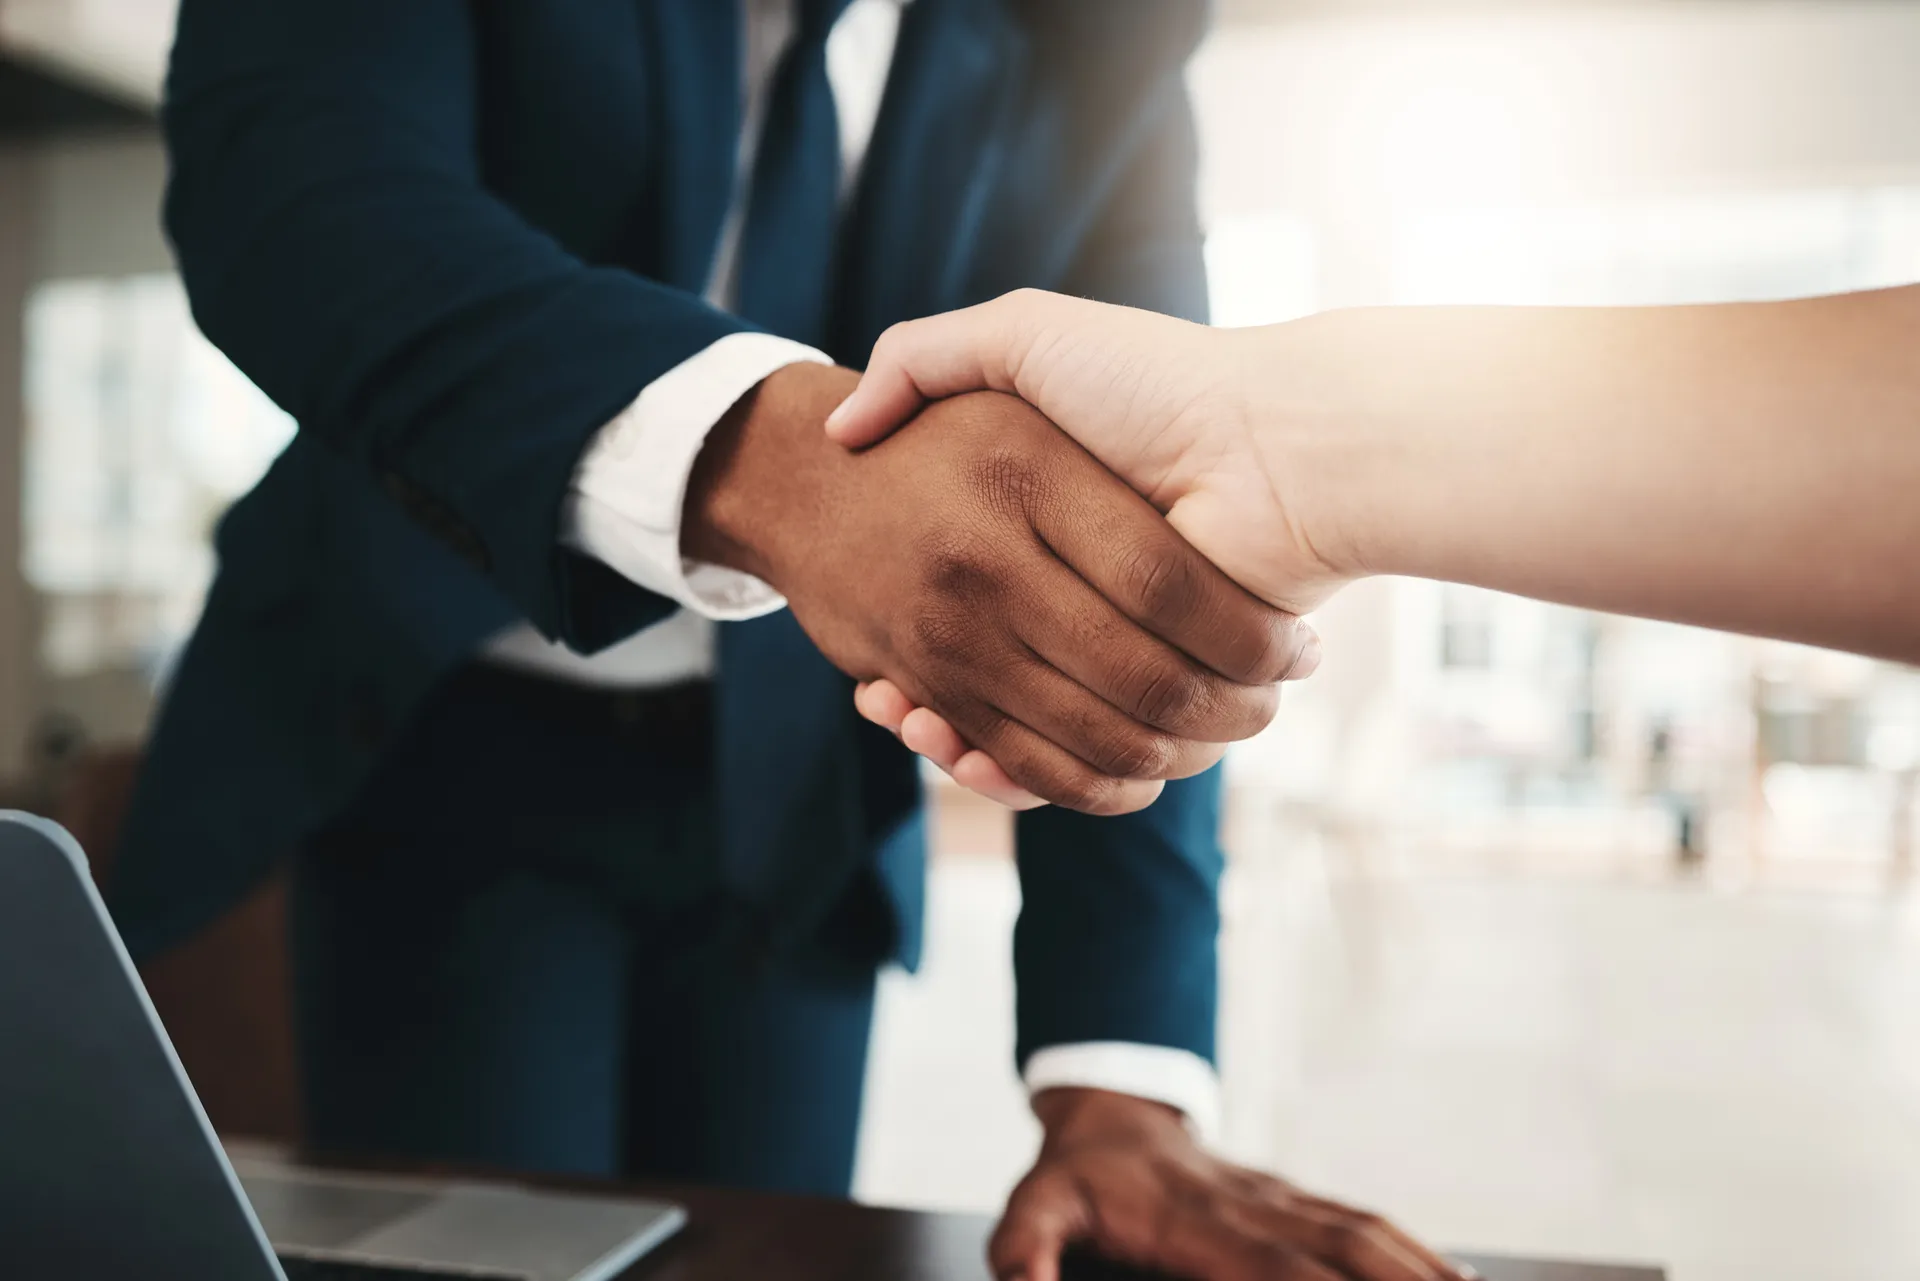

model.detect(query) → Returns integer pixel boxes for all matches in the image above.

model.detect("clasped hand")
[684,359,1313,815]
[819,290,1337,809]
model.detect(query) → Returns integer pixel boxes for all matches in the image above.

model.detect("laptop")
[0,811,686,1281]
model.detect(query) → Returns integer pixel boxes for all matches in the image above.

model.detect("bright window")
[23,274,293,678]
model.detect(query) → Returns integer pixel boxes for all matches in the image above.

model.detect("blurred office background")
[2,3,1918,1280]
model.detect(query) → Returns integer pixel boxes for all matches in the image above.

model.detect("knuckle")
[965,446,1046,517]
[1091,778,1163,817]
[905,601,979,665]
[1238,1237,1302,1274]
[1122,655,1210,730]
[1087,727,1180,782]
[1272,1252,1329,1281]
[986,1226,1028,1275]
[1217,680,1282,739]
[1120,541,1200,625]
[918,532,1003,606]
[998,287,1055,330]
[1237,615,1305,686]
[872,319,914,358]
[1166,739,1228,780]
[962,705,1017,753]
[1052,767,1124,815]
[1235,1169,1289,1203]
[1327,1218,1382,1261]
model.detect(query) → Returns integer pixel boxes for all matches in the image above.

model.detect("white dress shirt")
[482,0,1221,1135]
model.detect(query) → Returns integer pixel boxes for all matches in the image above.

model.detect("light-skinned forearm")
[1262,286,1920,662]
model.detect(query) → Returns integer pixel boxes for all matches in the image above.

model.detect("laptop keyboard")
[277,1254,533,1281]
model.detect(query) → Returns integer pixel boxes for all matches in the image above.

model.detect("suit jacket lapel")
[647,0,743,293]
[828,0,1028,365]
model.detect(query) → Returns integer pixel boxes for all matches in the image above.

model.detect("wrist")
[684,361,863,588]
[1033,1087,1188,1146]
[1239,308,1416,583]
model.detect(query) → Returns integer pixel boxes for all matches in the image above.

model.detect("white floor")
[852,837,1920,1281]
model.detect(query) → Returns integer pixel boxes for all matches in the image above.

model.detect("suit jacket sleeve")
[162,0,753,651]
[1014,11,1225,1071]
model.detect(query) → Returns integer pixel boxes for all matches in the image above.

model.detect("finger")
[1109,1177,1346,1281]
[827,292,1073,449]
[990,1173,1092,1281]
[899,706,969,773]
[1027,460,1314,687]
[878,623,1166,813]
[1231,1190,1447,1281]
[950,750,1046,811]
[1289,628,1325,681]
[989,636,1230,783]
[899,556,1230,789]
[854,680,915,734]
[860,680,1054,809]
[1109,1165,1449,1281]
[1197,1234,1347,1281]
[880,703,963,786]
[1014,551,1282,743]
[937,696,1165,816]
[900,710,1048,810]
[1290,1192,1471,1281]
[856,683,1047,807]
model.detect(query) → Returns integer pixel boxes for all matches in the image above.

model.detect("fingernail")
[1286,631,1323,681]
[825,398,851,432]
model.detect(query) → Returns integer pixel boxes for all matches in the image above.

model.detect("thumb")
[825,290,1070,449]
[989,1172,1092,1281]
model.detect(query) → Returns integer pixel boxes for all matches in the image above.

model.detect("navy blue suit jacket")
[114,0,1225,1070]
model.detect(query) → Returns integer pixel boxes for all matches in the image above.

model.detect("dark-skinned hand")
[998,1090,1476,1281]
[685,363,1315,815]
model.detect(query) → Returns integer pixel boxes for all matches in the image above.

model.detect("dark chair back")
[58,748,301,1144]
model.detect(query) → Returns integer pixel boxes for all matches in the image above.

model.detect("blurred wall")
[0,0,171,104]
[27,132,168,278]
[0,128,164,784]
[1,146,28,782]
[1195,0,1920,305]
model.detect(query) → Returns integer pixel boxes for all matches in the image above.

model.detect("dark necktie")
[730,0,857,346]
[716,0,879,954]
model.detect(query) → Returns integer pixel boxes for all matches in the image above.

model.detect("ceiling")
[0,0,1894,128]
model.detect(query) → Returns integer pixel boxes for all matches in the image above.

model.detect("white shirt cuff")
[1024,1042,1223,1143]
[563,331,833,621]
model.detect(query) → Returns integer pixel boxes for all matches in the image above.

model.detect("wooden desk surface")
[243,1148,1664,1281]
[621,1182,1667,1281]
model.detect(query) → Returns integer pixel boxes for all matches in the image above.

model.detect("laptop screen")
[0,814,284,1281]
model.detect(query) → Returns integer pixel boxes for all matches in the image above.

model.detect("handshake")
[692,281,1920,811]
[686,291,1332,815]
[744,282,1920,802]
